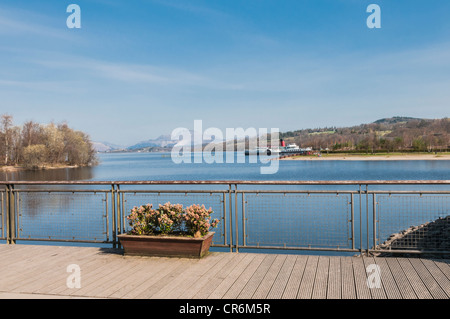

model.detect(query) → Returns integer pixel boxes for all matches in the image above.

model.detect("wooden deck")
[0,244,449,299]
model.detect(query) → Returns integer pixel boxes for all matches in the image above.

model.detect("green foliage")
[412,137,427,151]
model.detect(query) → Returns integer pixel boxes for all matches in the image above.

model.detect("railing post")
[228,183,233,252]
[242,191,246,247]
[359,184,363,255]
[366,184,369,256]
[351,193,355,251]
[373,193,377,251]
[235,184,238,253]
[116,184,122,250]
[111,184,117,249]
[6,184,16,245]
[222,192,227,249]
[105,192,109,242]
[116,184,121,235]
[5,184,10,244]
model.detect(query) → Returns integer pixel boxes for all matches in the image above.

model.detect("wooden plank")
[67,256,137,297]
[0,246,79,291]
[109,256,185,299]
[396,258,432,299]
[151,252,227,299]
[251,254,287,299]
[409,258,448,299]
[311,256,329,299]
[38,249,119,295]
[177,253,240,299]
[352,257,372,299]
[45,248,124,295]
[421,259,450,298]
[0,246,55,277]
[281,255,308,299]
[372,258,401,299]
[7,247,102,293]
[362,257,386,299]
[340,256,356,299]
[82,257,150,298]
[193,253,249,299]
[4,245,449,300]
[31,257,111,295]
[326,256,341,299]
[207,253,257,299]
[222,253,267,299]
[420,259,450,298]
[433,260,450,281]
[236,254,277,299]
[47,250,125,296]
[0,245,32,261]
[297,255,319,299]
[0,246,54,290]
[131,258,194,299]
[266,254,297,299]
[384,258,417,299]
[0,245,56,270]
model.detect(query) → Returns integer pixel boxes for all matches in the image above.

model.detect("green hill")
[280,117,449,152]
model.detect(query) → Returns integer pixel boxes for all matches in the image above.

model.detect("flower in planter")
[183,204,220,238]
[126,202,219,237]
[127,204,154,235]
[155,202,184,234]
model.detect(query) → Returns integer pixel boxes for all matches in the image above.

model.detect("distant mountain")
[127,130,221,151]
[127,134,177,150]
[92,141,125,152]
[97,116,448,154]
[94,130,223,153]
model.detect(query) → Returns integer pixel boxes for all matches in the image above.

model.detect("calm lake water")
[1,152,449,255]
[2,152,449,182]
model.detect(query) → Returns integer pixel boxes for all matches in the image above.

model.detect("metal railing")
[0,180,449,256]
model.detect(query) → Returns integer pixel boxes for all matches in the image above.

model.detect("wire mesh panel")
[121,192,226,246]
[244,193,352,249]
[0,191,5,240]
[17,191,109,242]
[376,194,450,251]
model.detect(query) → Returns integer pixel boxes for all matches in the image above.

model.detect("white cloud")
[0,6,73,40]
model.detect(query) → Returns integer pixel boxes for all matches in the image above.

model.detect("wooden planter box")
[118,232,215,258]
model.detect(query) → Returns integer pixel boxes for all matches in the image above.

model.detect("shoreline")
[279,153,450,161]
[0,164,87,172]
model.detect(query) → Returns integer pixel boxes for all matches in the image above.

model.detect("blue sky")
[1,0,449,146]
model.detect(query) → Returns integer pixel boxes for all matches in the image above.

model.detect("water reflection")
[1,167,95,225]
[0,166,94,182]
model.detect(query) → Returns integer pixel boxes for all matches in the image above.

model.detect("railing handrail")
[1,180,449,255]
[1,180,450,185]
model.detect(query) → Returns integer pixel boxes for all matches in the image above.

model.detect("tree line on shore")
[0,114,97,169]
[280,117,450,153]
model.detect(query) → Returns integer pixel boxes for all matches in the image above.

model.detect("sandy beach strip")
[280,154,450,161]
[0,164,82,172]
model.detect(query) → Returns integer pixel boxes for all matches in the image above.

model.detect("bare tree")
[1,114,13,165]
[0,114,97,169]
